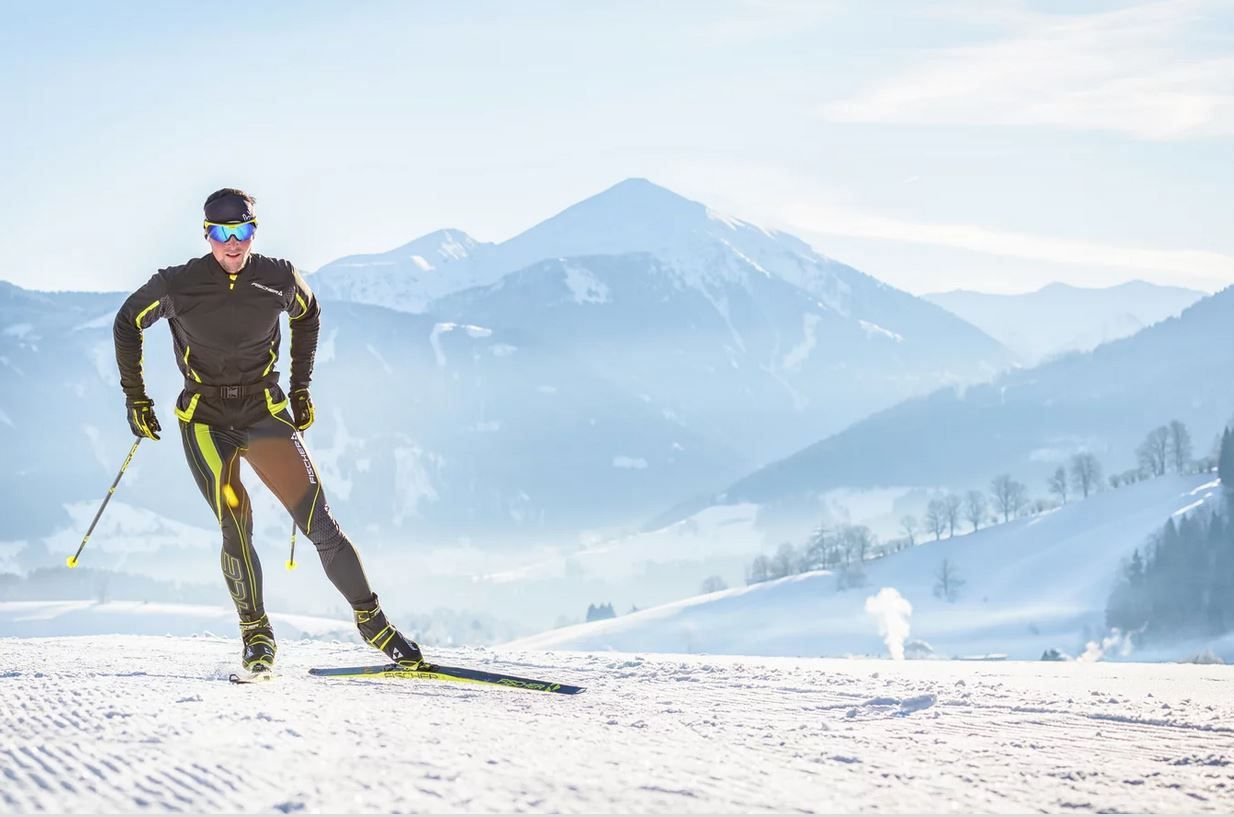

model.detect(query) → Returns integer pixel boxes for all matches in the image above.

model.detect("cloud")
[821,1,1234,140]
[784,198,1234,287]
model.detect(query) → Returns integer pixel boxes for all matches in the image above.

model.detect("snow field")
[1,636,1232,813]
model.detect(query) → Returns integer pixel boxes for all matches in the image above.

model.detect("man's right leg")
[178,420,274,669]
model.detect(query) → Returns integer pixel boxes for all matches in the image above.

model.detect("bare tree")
[770,542,798,579]
[943,493,963,538]
[964,490,987,532]
[1108,472,1122,489]
[1168,419,1192,473]
[899,515,918,548]
[1137,426,1170,477]
[839,525,875,564]
[1069,452,1102,499]
[801,525,830,571]
[990,474,1029,523]
[924,499,947,541]
[933,559,965,603]
[1048,466,1068,505]
[746,555,772,585]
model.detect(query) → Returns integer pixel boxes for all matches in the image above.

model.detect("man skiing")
[112,188,423,674]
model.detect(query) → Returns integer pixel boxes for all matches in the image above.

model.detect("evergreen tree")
[1218,428,1234,491]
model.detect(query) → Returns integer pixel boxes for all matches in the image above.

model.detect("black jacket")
[113,252,320,428]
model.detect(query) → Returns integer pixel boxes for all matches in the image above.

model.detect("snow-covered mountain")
[310,229,496,312]
[317,179,1013,461]
[925,280,1203,365]
[654,284,1234,542]
[514,474,1222,661]
[0,281,740,551]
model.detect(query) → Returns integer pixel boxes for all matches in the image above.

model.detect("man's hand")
[290,387,315,431]
[126,396,161,440]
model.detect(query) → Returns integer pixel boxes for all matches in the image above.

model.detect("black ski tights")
[178,408,374,618]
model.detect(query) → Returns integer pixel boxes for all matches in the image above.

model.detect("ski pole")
[286,518,298,571]
[67,438,142,568]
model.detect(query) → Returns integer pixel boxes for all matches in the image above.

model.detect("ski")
[228,669,277,684]
[307,662,586,695]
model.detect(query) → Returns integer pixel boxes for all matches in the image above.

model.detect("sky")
[2,0,1232,296]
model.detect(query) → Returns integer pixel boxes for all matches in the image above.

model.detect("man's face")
[207,228,254,274]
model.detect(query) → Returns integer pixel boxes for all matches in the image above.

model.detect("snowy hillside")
[0,601,353,639]
[2,635,1232,813]
[664,284,1234,538]
[925,281,1203,365]
[513,475,1221,661]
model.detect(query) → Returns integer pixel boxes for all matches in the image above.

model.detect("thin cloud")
[785,199,1234,287]
[821,1,1234,140]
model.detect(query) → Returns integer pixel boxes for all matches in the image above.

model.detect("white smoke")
[1077,628,1134,663]
[864,587,913,660]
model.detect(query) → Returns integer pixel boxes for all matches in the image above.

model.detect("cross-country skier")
[112,188,423,674]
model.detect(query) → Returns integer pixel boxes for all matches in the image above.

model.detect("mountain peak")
[571,177,706,221]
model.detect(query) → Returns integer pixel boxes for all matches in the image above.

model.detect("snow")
[392,444,441,523]
[858,319,904,343]
[511,475,1219,660]
[1,635,1232,813]
[562,262,610,304]
[780,312,821,372]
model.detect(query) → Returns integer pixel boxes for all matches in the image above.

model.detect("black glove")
[126,395,161,440]
[290,387,315,431]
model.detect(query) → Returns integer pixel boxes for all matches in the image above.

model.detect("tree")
[1069,452,1102,499]
[933,559,965,603]
[585,602,616,622]
[941,493,962,538]
[1109,472,1123,489]
[1048,466,1068,505]
[770,542,798,579]
[964,490,987,532]
[840,525,875,564]
[1168,419,1192,474]
[924,499,947,541]
[1137,426,1170,477]
[899,515,918,548]
[746,556,772,585]
[801,525,830,571]
[990,474,1028,523]
[700,575,727,594]
[1220,428,1234,492]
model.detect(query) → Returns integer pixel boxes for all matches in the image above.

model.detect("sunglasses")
[204,220,257,242]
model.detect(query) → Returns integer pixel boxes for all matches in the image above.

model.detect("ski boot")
[239,613,277,673]
[353,594,423,668]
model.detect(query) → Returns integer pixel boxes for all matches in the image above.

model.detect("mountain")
[655,284,1234,542]
[0,281,739,550]
[513,474,1222,660]
[310,229,496,312]
[925,280,1203,365]
[317,179,1014,462]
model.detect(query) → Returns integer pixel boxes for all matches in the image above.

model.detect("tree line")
[1106,425,1234,643]
[737,418,1203,593]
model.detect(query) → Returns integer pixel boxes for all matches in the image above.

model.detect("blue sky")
[3,0,1231,294]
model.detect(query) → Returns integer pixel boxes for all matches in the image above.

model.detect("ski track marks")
[0,636,1232,813]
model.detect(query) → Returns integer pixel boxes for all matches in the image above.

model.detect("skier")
[112,188,423,674]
